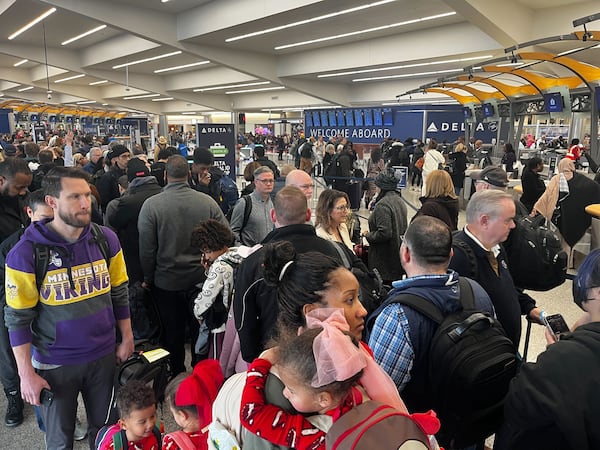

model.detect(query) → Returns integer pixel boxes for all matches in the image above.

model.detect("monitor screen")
[373,108,383,126]
[336,110,345,126]
[305,112,313,127]
[65,116,73,123]
[312,111,321,127]
[319,110,329,127]
[354,109,363,126]
[29,114,39,122]
[482,103,495,118]
[363,109,373,126]
[328,110,336,127]
[383,108,393,126]
[49,115,56,122]
[595,86,600,112]
[345,110,354,126]
[544,92,563,113]
[462,107,473,119]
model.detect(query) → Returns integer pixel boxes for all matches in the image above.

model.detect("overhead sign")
[196,124,236,178]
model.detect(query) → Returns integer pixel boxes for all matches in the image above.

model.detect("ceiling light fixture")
[61,24,107,46]
[225,86,285,94]
[13,59,28,67]
[226,0,397,42]
[353,68,462,82]
[123,93,161,100]
[8,7,56,40]
[318,55,493,78]
[18,86,34,92]
[152,97,174,102]
[89,80,109,85]
[154,61,210,73]
[194,81,270,92]
[275,11,456,50]
[76,100,97,105]
[112,51,182,69]
[181,112,196,115]
[55,73,86,83]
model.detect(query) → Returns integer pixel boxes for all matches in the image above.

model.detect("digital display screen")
[65,116,73,123]
[48,115,56,122]
[328,110,337,127]
[363,109,373,126]
[463,107,473,119]
[373,108,383,126]
[312,111,321,127]
[319,110,328,127]
[544,93,563,113]
[345,110,354,126]
[336,110,345,126]
[354,109,363,126]
[383,108,393,126]
[595,86,600,112]
[305,112,313,127]
[29,114,39,122]
[482,103,495,118]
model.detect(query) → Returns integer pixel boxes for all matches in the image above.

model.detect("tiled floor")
[1,155,586,448]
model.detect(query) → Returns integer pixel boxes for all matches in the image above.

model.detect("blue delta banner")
[196,124,237,178]
[304,106,502,144]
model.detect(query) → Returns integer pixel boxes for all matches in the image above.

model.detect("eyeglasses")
[334,205,349,211]
[256,178,275,184]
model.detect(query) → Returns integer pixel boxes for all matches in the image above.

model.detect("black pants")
[0,299,19,392]
[152,285,201,376]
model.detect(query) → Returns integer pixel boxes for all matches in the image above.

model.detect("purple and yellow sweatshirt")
[4,219,130,366]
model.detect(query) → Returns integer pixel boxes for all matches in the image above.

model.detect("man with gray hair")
[230,165,275,246]
[449,190,542,349]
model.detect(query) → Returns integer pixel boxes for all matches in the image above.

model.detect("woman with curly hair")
[190,219,245,369]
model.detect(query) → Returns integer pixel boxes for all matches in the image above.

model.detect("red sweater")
[240,358,361,450]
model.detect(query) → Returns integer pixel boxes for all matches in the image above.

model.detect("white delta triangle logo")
[427,122,438,132]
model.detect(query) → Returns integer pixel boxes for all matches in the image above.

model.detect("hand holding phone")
[40,388,54,407]
[543,313,570,342]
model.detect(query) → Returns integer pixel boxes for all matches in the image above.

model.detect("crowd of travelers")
[1,126,600,450]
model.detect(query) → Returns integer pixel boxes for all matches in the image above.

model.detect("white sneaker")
[73,418,87,441]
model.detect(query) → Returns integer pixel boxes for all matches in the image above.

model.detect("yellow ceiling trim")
[440,83,505,101]
[424,88,478,105]
[455,75,538,97]
[518,51,600,84]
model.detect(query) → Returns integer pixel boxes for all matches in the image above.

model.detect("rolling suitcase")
[348,180,362,210]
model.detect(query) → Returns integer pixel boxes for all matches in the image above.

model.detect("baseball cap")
[470,166,508,188]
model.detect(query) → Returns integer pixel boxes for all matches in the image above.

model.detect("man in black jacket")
[0,189,51,427]
[233,186,343,362]
[97,144,130,213]
[106,157,162,283]
[0,157,31,243]
[254,144,280,179]
[449,190,542,349]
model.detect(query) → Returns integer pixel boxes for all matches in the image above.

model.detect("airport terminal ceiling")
[0,0,598,116]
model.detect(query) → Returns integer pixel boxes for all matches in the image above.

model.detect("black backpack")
[225,195,252,232]
[366,277,517,448]
[503,215,567,291]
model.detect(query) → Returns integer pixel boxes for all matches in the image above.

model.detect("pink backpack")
[164,431,196,450]
[325,401,439,450]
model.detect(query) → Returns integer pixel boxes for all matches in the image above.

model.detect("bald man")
[285,169,313,201]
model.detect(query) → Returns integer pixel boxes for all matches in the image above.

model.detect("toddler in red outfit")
[162,360,224,450]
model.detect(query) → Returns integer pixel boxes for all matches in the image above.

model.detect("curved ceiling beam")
[480,66,574,94]
[517,51,600,88]
[440,82,505,102]
[423,88,478,105]
[455,75,538,98]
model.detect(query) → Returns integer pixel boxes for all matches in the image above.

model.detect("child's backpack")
[163,431,196,450]
[95,423,162,450]
[503,214,567,291]
[365,277,518,448]
[325,401,439,450]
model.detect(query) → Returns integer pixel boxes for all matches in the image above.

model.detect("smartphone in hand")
[40,388,54,407]
[543,313,570,341]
